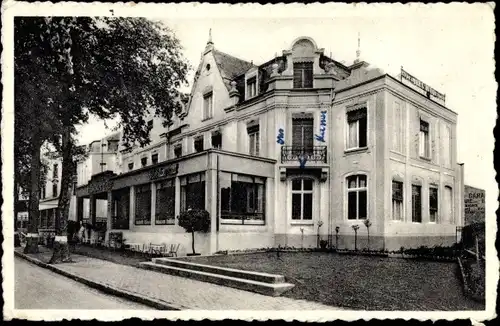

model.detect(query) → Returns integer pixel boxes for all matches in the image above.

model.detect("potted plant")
[178,209,210,256]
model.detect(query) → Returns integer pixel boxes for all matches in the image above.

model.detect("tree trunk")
[367,229,370,250]
[24,139,42,254]
[191,230,196,255]
[49,128,73,264]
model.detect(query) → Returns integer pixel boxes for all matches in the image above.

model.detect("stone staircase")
[139,258,295,297]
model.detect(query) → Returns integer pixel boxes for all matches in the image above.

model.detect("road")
[14,257,153,309]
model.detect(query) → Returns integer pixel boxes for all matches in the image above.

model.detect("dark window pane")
[348,192,357,219]
[151,154,158,165]
[303,193,313,219]
[347,176,357,188]
[359,117,367,147]
[303,179,313,191]
[292,179,301,191]
[358,190,367,219]
[412,185,422,222]
[358,175,367,188]
[292,194,301,219]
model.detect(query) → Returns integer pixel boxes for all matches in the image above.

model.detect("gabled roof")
[212,49,255,90]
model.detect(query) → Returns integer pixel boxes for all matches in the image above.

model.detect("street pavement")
[15,248,340,310]
[15,257,153,310]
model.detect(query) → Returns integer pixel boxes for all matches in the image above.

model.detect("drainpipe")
[216,154,220,252]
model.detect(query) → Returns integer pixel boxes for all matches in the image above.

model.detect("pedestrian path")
[15,247,341,310]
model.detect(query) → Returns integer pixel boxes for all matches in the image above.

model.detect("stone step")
[152,258,285,284]
[139,262,295,297]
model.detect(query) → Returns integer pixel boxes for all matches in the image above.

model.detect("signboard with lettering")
[400,67,446,105]
[464,185,485,225]
[88,180,114,194]
[149,163,179,181]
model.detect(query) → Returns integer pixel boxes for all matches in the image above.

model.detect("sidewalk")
[15,247,341,310]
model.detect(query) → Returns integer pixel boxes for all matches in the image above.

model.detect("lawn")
[180,252,485,311]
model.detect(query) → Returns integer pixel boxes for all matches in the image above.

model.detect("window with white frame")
[291,179,313,220]
[246,76,257,99]
[419,119,430,158]
[346,107,367,149]
[211,131,222,149]
[174,144,182,158]
[429,186,438,223]
[194,137,204,153]
[347,175,367,220]
[141,157,148,167]
[203,92,213,120]
[392,180,403,221]
[248,124,260,156]
[412,184,422,223]
[220,173,265,224]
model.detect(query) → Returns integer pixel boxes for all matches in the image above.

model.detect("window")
[248,125,260,156]
[112,188,130,229]
[151,153,159,165]
[293,62,313,88]
[392,102,404,153]
[412,184,422,223]
[246,77,257,99]
[347,175,367,220]
[211,132,222,149]
[194,137,204,153]
[72,181,77,195]
[429,187,438,223]
[203,92,213,120]
[52,183,58,198]
[128,162,134,171]
[174,144,182,158]
[41,186,46,199]
[347,108,367,149]
[292,116,314,155]
[443,125,451,168]
[443,186,453,224]
[291,179,313,220]
[141,157,148,167]
[220,173,266,224]
[181,173,206,211]
[135,184,151,225]
[147,120,153,131]
[392,181,403,221]
[156,179,175,225]
[419,119,430,158]
[53,164,58,179]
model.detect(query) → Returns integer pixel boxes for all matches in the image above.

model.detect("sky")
[75,3,496,218]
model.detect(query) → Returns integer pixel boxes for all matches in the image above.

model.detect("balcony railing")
[281,146,327,164]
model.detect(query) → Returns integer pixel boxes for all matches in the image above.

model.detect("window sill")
[344,147,368,155]
[419,156,432,161]
[290,221,314,226]
[221,219,265,225]
[201,117,213,122]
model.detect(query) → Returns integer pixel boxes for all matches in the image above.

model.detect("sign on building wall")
[149,163,179,180]
[464,185,485,225]
[400,67,446,106]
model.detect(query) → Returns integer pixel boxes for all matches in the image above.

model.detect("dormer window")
[293,62,313,88]
[203,92,213,120]
[194,137,204,153]
[174,144,182,158]
[211,132,222,149]
[246,76,257,99]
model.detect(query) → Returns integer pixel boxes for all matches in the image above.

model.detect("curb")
[14,250,186,311]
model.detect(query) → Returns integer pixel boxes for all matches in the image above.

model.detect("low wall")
[384,235,456,251]
[216,232,274,252]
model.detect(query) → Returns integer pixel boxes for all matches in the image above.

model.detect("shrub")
[178,209,210,255]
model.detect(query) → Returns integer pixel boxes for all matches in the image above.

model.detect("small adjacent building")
[73,35,465,255]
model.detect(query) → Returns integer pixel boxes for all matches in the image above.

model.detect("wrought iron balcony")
[281,146,327,164]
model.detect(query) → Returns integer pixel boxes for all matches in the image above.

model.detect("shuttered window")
[293,62,313,88]
[412,185,422,223]
[292,117,314,153]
